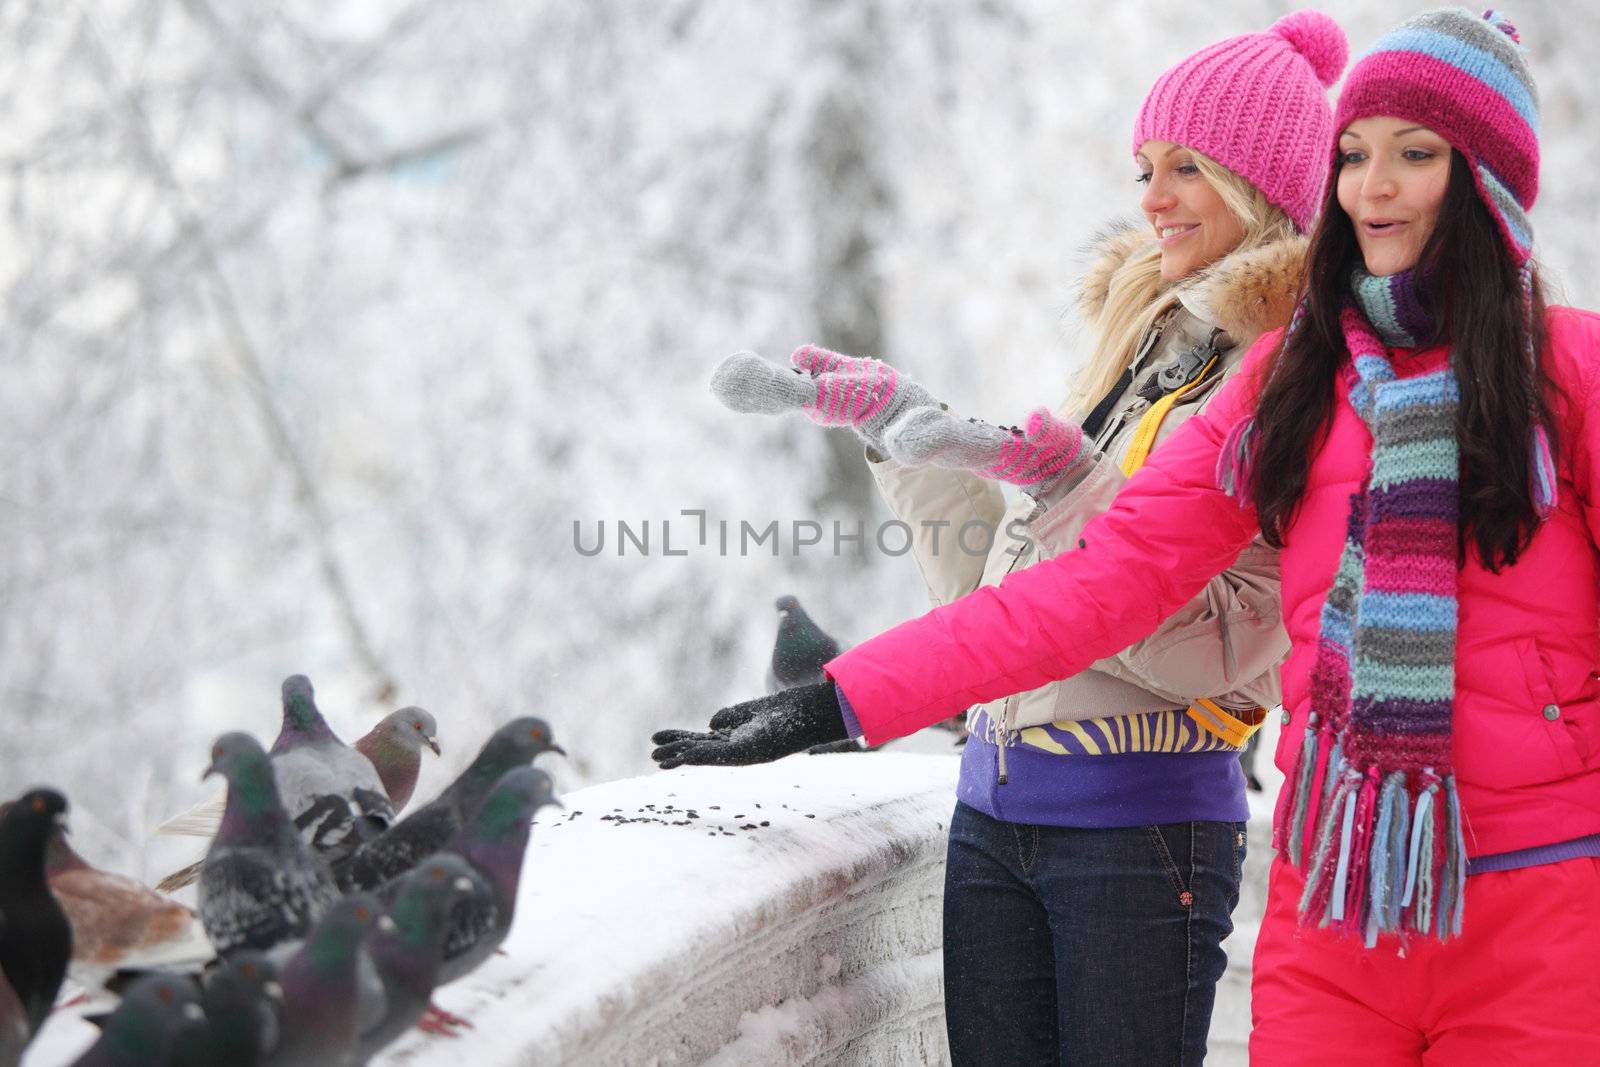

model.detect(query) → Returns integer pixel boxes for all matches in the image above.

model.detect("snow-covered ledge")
[376,753,961,1066]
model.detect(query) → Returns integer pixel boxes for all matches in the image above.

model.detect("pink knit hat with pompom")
[1132,10,1348,232]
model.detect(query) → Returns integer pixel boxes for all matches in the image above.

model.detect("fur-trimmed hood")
[1076,220,1307,346]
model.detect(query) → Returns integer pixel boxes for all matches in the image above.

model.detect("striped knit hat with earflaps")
[1329,8,1554,509]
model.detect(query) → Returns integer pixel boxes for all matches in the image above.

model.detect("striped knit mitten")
[710,347,939,454]
[884,405,1089,497]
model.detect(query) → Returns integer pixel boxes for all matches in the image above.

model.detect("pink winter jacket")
[828,306,1600,858]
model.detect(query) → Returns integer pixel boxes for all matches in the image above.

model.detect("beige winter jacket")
[869,226,1303,759]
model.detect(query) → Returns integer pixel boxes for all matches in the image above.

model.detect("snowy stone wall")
[375,753,962,1066]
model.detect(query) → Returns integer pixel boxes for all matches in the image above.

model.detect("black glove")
[651,682,850,768]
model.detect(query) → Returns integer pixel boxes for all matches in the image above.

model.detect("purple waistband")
[1467,833,1600,876]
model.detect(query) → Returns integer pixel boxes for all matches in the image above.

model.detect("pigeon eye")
[531,728,544,740]
[413,721,423,731]
[241,964,258,980]
[355,905,371,921]
[30,796,44,813]
[158,985,176,1004]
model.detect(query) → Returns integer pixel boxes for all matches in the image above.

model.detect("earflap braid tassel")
[1216,416,1260,504]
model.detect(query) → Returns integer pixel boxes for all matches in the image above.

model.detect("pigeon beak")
[427,736,441,757]
[183,1003,205,1022]
[264,981,284,1002]
[453,876,474,892]
[548,743,568,758]
[201,762,217,783]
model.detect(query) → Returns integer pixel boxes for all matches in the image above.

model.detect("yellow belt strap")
[1119,353,1220,477]
[1185,698,1266,748]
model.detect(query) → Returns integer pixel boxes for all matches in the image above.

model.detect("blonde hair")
[1065,152,1298,417]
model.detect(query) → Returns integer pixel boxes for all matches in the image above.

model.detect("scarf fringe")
[1290,750,1466,945]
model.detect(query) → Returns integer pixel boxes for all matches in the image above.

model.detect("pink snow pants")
[1250,854,1600,1064]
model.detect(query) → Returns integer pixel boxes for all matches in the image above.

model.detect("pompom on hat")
[1132,10,1348,232]
[1334,7,1539,265]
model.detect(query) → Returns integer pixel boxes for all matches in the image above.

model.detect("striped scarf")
[1281,268,1469,947]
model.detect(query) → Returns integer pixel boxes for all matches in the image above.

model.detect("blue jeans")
[942,801,1245,1066]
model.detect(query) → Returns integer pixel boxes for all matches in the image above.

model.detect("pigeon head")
[206,949,281,1008]
[279,674,328,733]
[388,706,441,756]
[98,971,204,1061]
[474,767,562,835]
[387,854,480,945]
[466,717,565,785]
[775,594,800,614]
[0,788,68,874]
[204,732,281,819]
[305,894,381,972]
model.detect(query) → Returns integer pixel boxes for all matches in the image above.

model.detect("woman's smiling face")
[1136,141,1246,281]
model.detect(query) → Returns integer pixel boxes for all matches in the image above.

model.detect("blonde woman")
[660,13,1345,1064]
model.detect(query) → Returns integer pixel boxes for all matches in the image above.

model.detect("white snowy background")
[4,2,1597,1063]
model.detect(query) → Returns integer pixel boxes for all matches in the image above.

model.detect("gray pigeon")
[269,675,395,861]
[170,950,283,1067]
[267,894,381,1067]
[353,707,441,813]
[335,717,563,893]
[198,733,340,956]
[70,970,203,1067]
[0,788,72,1067]
[353,855,479,1064]
[435,766,562,987]
[767,595,844,692]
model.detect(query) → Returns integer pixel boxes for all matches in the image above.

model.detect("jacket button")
[1543,704,1561,721]
[1280,709,1291,726]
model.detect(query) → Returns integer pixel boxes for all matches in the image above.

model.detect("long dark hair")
[1248,150,1556,571]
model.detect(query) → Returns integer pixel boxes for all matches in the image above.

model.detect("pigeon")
[335,717,563,893]
[353,707,441,813]
[268,675,396,860]
[157,676,400,892]
[767,595,843,692]
[434,766,561,987]
[352,855,479,1064]
[169,950,283,1067]
[198,732,340,956]
[267,894,381,1067]
[69,970,203,1067]
[34,815,213,989]
[0,788,73,1063]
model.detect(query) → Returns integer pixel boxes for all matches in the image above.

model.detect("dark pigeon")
[767,595,843,692]
[336,717,563,893]
[267,894,381,1067]
[198,733,339,956]
[0,788,72,1063]
[353,855,479,1064]
[70,970,202,1067]
[169,950,283,1067]
[353,707,441,813]
[434,767,562,987]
